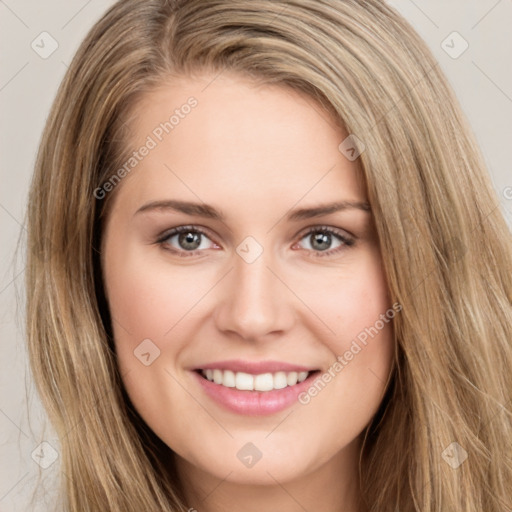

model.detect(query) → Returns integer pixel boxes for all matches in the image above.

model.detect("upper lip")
[194,359,316,375]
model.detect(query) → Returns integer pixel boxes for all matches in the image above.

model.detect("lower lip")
[192,370,318,416]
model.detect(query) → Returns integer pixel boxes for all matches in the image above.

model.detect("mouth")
[197,368,312,391]
[192,362,321,416]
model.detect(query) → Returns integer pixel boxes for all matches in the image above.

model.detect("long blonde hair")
[25,0,512,510]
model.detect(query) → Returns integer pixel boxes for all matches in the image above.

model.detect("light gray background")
[1,1,511,510]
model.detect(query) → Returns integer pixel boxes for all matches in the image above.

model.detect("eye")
[294,226,355,257]
[156,226,218,256]
[156,225,355,258]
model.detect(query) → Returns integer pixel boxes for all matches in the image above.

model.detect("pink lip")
[191,368,320,416]
[195,359,314,375]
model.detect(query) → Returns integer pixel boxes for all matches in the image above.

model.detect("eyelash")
[155,225,355,259]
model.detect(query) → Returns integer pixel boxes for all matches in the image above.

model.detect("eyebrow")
[134,199,371,221]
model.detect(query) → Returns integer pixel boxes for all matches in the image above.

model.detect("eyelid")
[295,224,355,243]
[156,223,215,239]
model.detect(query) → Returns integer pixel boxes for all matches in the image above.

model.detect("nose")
[213,249,295,342]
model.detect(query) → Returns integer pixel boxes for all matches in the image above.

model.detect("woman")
[25,0,512,510]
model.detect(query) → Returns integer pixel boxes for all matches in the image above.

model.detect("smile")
[192,360,321,415]
[200,369,310,391]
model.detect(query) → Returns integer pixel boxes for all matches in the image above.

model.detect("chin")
[173,435,324,486]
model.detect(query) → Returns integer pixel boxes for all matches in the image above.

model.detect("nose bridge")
[214,243,292,339]
[234,252,273,305]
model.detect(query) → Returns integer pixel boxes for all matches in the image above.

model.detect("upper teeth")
[202,369,309,391]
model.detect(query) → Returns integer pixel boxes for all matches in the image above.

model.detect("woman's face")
[101,72,395,490]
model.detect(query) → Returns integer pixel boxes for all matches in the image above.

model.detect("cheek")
[300,249,395,398]
[339,260,391,347]
[104,248,212,348]
[103,251,206,437]
[300,248,392,351]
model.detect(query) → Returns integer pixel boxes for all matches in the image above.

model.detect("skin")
[101,71,395,512]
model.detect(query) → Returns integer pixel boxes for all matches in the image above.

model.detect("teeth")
[235,372,254,390]
[223,370,235,387]
[254,373,273,391]
[273,371,288,389]
[297,371,308,383]
[213,369,223,384]
[201,369,311,391]
[287,371,298,386]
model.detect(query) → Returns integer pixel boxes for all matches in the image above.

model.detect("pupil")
[312,232,331,251]
[179,232,201,250]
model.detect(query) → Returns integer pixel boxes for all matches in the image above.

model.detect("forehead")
[108,72,367,217]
